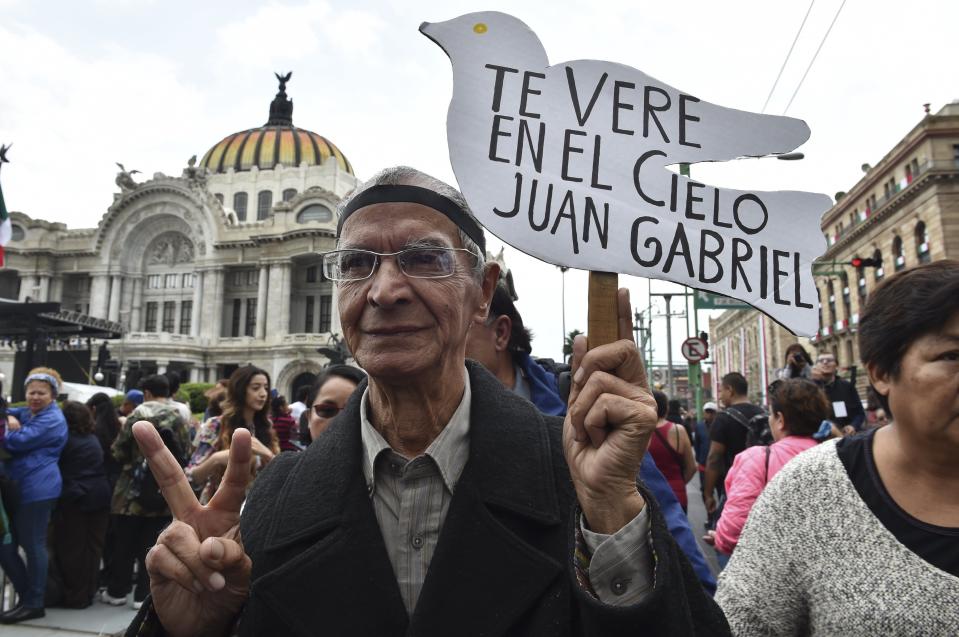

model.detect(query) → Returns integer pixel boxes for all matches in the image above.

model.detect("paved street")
[0,588,136,637]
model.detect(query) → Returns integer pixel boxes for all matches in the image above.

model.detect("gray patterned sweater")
[716,440,959,636]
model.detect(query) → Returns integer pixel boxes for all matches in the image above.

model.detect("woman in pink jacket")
[706,378,830,555]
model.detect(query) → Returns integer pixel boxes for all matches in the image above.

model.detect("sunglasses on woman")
[313,402,343,419]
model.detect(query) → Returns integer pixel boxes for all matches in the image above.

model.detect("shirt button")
[411,535,424,550]
[611,578,630,596]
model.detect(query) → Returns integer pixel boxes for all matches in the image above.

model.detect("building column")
[211,270,225,342]
[18,275,37,302]
[130,277,144,331]
[191,271,204,338]
[37,275,51,302]
[49,275,64,305]
[278,261,292,336]
[265,262,286,338]
[108,275,123,322]
[255,264,269,340]
[89,274,110,318]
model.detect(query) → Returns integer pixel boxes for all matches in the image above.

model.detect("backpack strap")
[723,406,751,430]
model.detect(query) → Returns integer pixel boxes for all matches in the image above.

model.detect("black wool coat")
[238,362,730,636]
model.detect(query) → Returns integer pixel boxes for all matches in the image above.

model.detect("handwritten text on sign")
[422,12,832,335]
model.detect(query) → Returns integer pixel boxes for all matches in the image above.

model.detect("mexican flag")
[0,178,9,267]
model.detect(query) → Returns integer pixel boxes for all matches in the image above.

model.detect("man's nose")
[368,256,411,307]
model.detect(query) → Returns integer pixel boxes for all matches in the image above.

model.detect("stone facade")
[710,101,959,400]
[1,151,357,399]
[709,309,810,405]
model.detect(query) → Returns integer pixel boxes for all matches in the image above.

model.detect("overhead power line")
[761,0,816,114]
[782,0,848,115]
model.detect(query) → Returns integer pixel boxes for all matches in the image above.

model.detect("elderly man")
[127,167,728,636]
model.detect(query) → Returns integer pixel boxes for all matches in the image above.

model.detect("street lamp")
[94,371,104,384]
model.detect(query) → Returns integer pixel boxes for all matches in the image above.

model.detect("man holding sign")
[127,167,727,636]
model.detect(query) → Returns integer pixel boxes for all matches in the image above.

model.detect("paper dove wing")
[421,11,832,336]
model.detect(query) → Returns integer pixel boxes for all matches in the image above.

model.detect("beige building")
[709,309,810,404]
[710,100,959,399]
[0,78,358,398]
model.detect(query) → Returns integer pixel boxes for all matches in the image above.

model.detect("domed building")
[0,74,359,398]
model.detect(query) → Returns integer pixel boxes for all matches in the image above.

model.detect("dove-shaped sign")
[420,12,832,336]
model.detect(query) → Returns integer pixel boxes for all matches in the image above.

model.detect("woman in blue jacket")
[0,367,68,624]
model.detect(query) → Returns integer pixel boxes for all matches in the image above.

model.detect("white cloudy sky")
[1,0,955,365]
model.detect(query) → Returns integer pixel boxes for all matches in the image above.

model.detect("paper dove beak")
[418,21,432,34]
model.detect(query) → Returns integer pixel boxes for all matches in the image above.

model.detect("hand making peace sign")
[132,422,254,637]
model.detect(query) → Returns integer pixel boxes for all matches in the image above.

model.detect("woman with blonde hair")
[186,366,278,503]
[0,367,68,624]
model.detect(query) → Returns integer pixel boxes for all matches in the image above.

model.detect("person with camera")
[775,344,813,380]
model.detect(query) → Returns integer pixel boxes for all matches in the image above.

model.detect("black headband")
[337,184,486,255]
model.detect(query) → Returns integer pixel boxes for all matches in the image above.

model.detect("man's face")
[816,354,837,378]
[718,384,732,406]
[337,203,496,381]
[120,400,135,415]
[704,409,716,424]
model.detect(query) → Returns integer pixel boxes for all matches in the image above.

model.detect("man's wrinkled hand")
[562,288,658,535]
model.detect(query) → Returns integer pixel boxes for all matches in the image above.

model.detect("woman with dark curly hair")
[717,260,959,635]
[704,378,829,555]
[186,366,279,503]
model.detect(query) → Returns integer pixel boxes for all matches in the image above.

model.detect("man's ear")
[866,361,892,402]
[475,262,500,323]
[493,315,512,352]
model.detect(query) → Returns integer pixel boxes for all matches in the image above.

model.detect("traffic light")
[850,255,882,268]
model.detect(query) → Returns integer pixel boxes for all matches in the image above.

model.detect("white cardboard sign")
[421,11,832,336]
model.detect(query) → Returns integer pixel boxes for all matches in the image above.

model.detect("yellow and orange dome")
[200,73,354,175]
[200,126,353,175]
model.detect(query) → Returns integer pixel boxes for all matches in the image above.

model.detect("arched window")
[873,248,884,282]
[233,192,248,222]
[10,224,25,241]
[915,221,930,263]
[257,191,273,220]
[282,188,298,202]
[296,204,333,223]
[214,193,224,205]
[892,235,905,271]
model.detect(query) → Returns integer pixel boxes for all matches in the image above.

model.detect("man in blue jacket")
[467,282,716,594]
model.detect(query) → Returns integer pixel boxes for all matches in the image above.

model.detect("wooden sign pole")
[587,271,619,350]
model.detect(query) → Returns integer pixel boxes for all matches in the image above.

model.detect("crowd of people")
[0,167,956,635]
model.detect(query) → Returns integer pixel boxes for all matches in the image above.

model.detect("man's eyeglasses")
[321,247,476,282]
[313,402,343,419]
[817,357,836,364]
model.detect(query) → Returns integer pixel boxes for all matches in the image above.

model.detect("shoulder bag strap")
[653,425,686,472]
[764,446,772,484]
